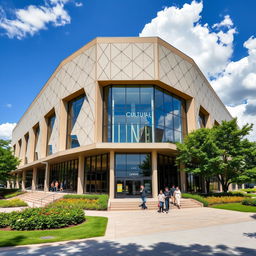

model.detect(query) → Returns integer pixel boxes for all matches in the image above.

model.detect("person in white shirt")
[158,190,165,213]
[174,186,182,209]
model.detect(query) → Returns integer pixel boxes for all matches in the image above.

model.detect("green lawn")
[0,199,27,208]
[0,216,108,247]
[211,203,256,212]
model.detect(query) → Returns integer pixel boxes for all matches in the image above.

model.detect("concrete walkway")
[0,208,255,255]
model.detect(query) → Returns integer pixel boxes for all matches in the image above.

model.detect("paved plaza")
[0,208,255,255]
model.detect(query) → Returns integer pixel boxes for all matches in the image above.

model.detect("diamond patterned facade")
[10,37,232,197]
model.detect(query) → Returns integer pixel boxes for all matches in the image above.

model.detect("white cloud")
[140,0,236,78]
[0,123,16,139]
[5,104,12,108]
[140,0,256,141]
[75,2,83,7]
[0,1,71,39]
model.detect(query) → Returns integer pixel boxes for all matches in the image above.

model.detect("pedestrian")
[55,180,59,192]
[50,181,54,192]
[158,190,165,213]
[170,185,176,205]
[174,186,182,209]
[164,187,171,213]
[139,185,147,209]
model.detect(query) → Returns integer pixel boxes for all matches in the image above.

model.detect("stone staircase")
[108,198,203,211]
[14,191,65,207]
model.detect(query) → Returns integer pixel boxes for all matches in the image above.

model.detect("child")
[158,190,165,213]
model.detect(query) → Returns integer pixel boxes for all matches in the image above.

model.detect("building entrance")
[115,153,152,198]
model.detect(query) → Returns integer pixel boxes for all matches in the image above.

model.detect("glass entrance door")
[115,153,152,198]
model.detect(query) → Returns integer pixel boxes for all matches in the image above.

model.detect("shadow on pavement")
[0,240,255,256]
[243,232,256,238]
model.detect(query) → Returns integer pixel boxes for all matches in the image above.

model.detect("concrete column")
[109,150,115,199]
[22,171,26,190]
[11,179,15,189]
[77,155,85,194]
[44,163,50,192]
[6,180,10,189]
[16,174,20,189]
[186,98,197,132]
[152,150,158,199]
[242,184,245,189]
[32,166,37,191]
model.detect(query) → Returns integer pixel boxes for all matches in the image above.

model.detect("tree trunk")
[222,183,229,193]
[205,179,210,194]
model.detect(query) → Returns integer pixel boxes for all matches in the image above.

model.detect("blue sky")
[0,0,256,139]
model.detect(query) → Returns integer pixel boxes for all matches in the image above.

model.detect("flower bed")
[61,194,109,210]
[0,207,85,230]
[242,198,256,206]
[205,196,244,205]
[0,199,27,208]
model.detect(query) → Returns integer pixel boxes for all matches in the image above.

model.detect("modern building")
[10,37,233,199]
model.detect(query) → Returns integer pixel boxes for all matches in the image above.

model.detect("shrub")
[0,199,27,208]
[0,213,10,228]
[182,193,208,207]
[4,191,26,199]
[200,192,248,197]
[6,207,85,231]
[242,198,256,206]
[0,189,19,197]
[205,196,244,205]
[62,194,109,210]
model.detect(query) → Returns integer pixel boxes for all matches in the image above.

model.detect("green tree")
[0,139,20,183]
[176,119,256,192]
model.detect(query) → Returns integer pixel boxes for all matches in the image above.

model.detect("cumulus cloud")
[140,0,236,78]
[0,123,16,139]
[140,0,256,141]
[0,0,71,39]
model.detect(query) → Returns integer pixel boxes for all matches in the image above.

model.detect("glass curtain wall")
[157,154,179,191]
[115,153,152,197]
[49,159,78,192]
[46,113,56,156]
[36,168,45,190]
[66,94,85,149]
[25,170,33,189]
[84,153,109,193]
[103,85,186,143]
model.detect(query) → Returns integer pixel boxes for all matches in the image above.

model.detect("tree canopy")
[0,139,20,183]
[176,118,256,192]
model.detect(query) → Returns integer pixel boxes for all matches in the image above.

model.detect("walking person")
[139,185,147,210]
[164,187,171,213]
[170,185,176,205]
[158,190,165,213]
[174,186,182,209]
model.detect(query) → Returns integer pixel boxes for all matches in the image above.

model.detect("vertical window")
[46,113,56,156]
[24,133,29,164]
[198,112,206,128]
[18,139,22,157]
[66,94,85,149]
[33,124,40,160]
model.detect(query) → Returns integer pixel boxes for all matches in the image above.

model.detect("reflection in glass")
[67,94,85,149]
[84,154,109,193]
[46,113,56,156]
[103,85,186,143]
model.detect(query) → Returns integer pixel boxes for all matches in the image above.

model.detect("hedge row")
[0,206,85,230]
[241,188,256,193]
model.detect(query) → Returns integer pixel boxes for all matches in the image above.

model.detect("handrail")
[32,192,57,208]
